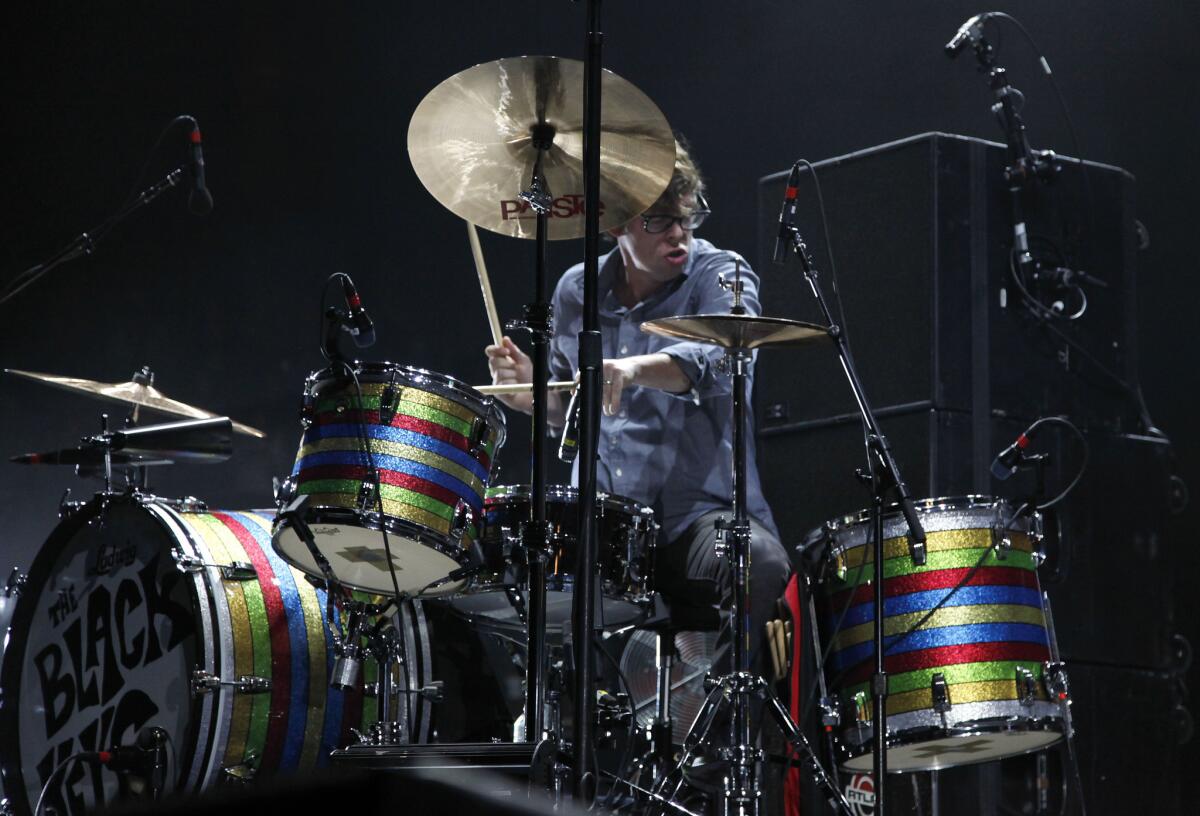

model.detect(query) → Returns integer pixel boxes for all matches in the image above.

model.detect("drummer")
[484,138,790,673]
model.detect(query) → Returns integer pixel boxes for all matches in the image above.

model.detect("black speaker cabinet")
[754,134,1178,670]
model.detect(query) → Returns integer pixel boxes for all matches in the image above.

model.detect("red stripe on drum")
[214,512,293,774]
[838,640,1053,687]
[825,565,1038,609]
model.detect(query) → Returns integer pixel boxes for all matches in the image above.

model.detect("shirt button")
[619,345,628,355]
[615,467,623,478]
[619,409,627,418]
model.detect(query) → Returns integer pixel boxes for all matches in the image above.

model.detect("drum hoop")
[842,712,1064,771]
[306,362,507,441]
[0,492,216,813]
[271,506,474,593]
[483,484,655,528]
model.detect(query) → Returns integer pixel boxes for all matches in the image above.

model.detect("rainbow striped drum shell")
[273,363,506,597]
[0,495,432,816]
[808,496,1065,772]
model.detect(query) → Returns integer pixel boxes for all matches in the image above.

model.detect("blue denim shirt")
[549,239,779,543]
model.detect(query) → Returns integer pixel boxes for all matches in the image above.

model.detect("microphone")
[772,163,802,264]
[991,431,1031,481]
[340,276,376,348]
[558,385,581,463]
[80,727,170,796]
[945,12,990,58]
[187,124,213,215]
[1033,265,1109,289]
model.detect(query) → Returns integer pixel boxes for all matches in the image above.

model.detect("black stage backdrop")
[1,0,1197,797]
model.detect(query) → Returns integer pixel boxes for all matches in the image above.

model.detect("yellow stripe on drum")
[187,514,256,769]
[237,513,331,772]
[883,678,1047,717]
[328,381,483,426]
[297,436,487,495]
[831,603,1049,651]
[834,529,1033,570]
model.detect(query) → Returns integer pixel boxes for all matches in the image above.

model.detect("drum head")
[844,728,1064,773]
[272,513,468,596]
[0,497,205,816]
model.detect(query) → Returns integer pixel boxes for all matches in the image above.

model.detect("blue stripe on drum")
[831,622,1051,673]
[302,424,489,482]
[295,451,483,511]
[232,512,311,771]
[316,593,344,765]
[833,586,1045,630]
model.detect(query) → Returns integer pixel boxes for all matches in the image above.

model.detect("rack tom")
[273,363,505,597]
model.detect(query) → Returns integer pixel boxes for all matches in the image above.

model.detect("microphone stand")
[571,0,605,803]
[0,167,188,306]
[777,225,927,815]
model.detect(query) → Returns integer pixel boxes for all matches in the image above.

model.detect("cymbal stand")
[510,135,554,746]
[777,223,927,815]
[572,0,606,802]
[645,272,853,816]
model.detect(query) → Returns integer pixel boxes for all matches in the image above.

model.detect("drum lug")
[1043,661,1071,704]
[449,499,474,543]
[357,479,380,512]
[177,495,208,514]
[467,415,489,456]
[191,669,272,696]
[931,672,952,713]
[1015,666,1039,706]
[273,475,297,507]
[379,374,400,425]
[819,695,841,730]
[175,554,257,581]
[3,567,25,598]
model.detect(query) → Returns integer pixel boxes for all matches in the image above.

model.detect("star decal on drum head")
[909,739,992,759]
[337,546,403,572]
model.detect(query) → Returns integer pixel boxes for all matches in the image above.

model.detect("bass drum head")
[0,497,206,816]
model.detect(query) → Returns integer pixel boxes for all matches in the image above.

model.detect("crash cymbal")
[4,368,266,438]
[407,55,676,240]
[640,314,831,350]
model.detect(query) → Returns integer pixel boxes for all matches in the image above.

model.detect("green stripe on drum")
[843,659,1046,700]
[831,603,1050,651]
[832,529,1034,569]
[299,491,479,544]
[824,548,1039,591]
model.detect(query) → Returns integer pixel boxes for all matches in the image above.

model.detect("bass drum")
[0,494,444,816]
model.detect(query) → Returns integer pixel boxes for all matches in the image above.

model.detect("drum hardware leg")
[331,604,369,691]
[504,586,529,626]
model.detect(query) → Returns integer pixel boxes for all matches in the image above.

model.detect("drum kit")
[0,50,1077,816]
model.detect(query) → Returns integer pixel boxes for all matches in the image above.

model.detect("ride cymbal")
[407,55,676,240]
[4,368,266,438]
[640,314,831,350]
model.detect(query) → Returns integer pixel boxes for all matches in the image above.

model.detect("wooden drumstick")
[467,221,505,346]
[474,381,576,396]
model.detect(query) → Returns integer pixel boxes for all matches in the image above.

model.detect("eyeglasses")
[641,194,711,234]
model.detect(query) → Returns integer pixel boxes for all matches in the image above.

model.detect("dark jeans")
[656,509,792,678]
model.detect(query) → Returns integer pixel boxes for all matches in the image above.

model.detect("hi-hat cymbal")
[407,56,676,240]
[4,368,266,438]
[640,314,831,350]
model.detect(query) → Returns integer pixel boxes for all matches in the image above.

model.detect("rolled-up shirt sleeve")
[659,250,761,401]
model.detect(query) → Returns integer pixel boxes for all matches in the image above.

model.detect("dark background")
[1,0,1196,809]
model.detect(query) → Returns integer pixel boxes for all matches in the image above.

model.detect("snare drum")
[273,363,506,597]
[0,494,439,816]
[807,496,1065,772]
[448,485,657,628]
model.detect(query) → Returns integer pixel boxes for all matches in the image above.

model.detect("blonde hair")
[652,134,706,211]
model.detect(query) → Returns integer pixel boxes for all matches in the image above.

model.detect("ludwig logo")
[845,773,875,816]
[499,194,605,221]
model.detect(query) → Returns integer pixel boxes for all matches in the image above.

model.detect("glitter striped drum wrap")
[169,509,367,776]
[290,369,504,545]
[809,497,1063,770]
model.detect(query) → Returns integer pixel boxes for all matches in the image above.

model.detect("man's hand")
[601,353,692,415]
[485,336,534,413]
